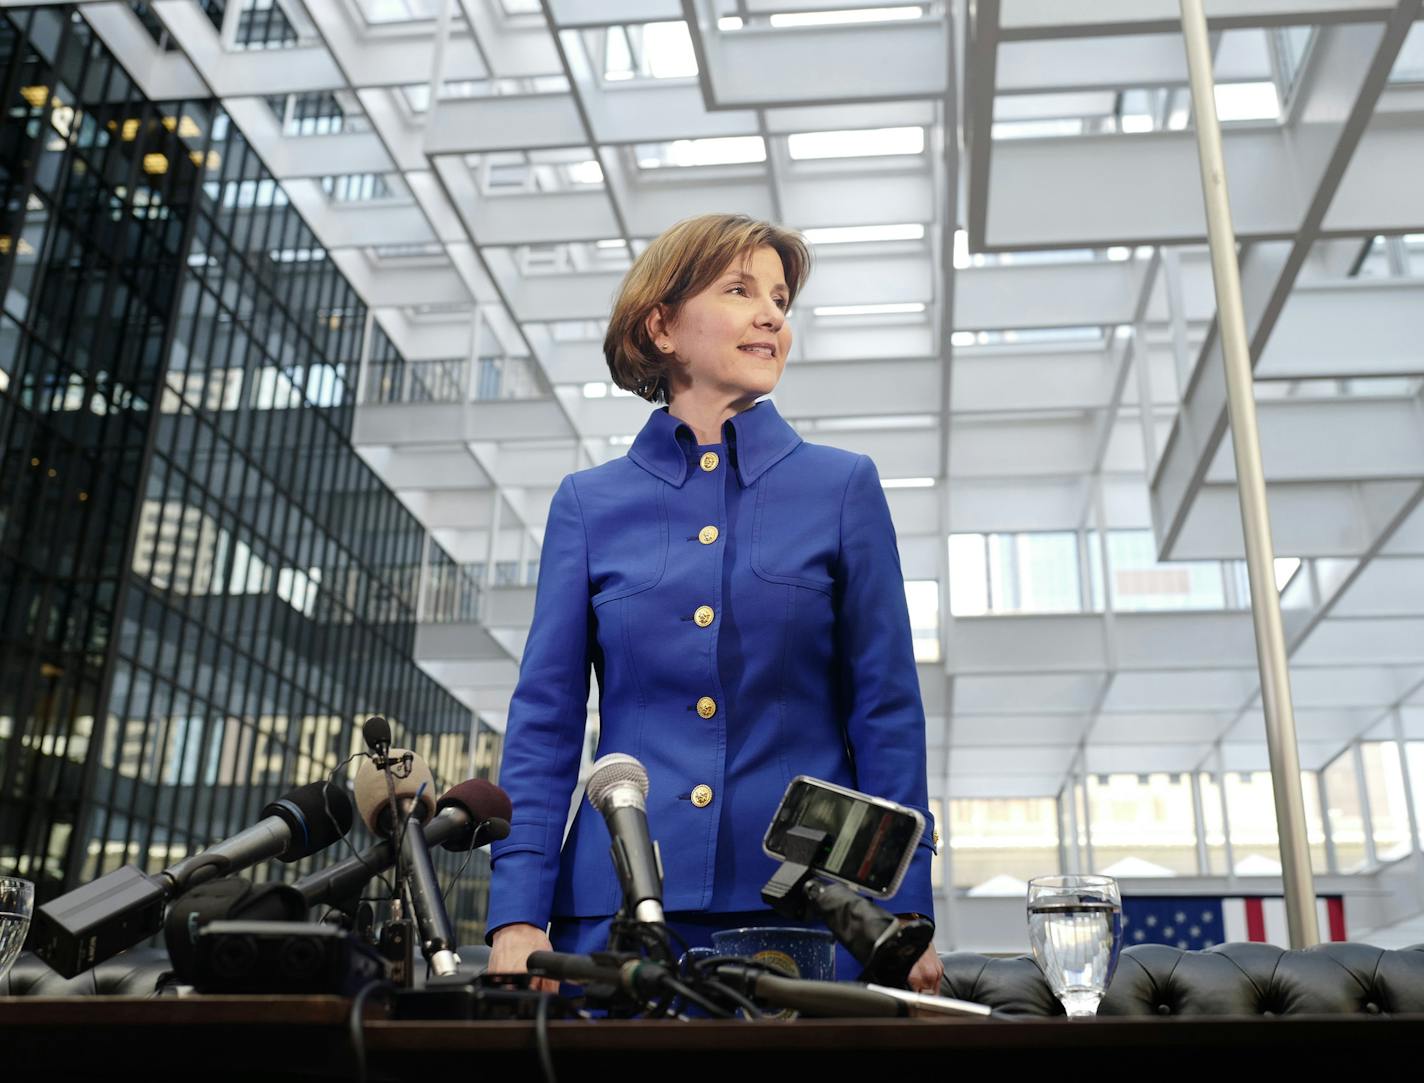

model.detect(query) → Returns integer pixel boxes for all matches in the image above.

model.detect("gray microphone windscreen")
[354,748,437,834]
[585,753,649,812]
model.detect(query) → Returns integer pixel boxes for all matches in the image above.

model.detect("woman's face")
[657,245,793,404]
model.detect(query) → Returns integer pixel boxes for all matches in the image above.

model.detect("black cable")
[662,975,734,1019]
[440,843,476,900]
[347,978,394,1083]
[323,752,395,898]
[535,990,558,1083]
[698,978,763,1019]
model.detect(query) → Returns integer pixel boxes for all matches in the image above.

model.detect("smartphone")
[762,777,925,898]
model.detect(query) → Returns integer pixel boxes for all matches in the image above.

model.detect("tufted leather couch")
[8,941,1424,1018]
[941,941,1424,1016]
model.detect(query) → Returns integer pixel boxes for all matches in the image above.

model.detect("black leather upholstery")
[941,941,1424,1016]
[3,948,174,997]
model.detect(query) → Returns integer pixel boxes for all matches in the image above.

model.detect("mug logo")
[751,949,800,979]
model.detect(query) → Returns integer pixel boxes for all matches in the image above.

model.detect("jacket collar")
[628,398,802,488]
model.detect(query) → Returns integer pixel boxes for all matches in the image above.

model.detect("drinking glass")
[1027,874,1122,1018]
[0,876,35,983]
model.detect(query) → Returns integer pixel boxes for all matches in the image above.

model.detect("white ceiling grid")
[68,0,1424,803]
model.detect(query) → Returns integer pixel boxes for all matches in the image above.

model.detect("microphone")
[362,715,392,755]
[585,754,665,926]
[162,782,356,892]
[525,951,985,1019]
[353,747,436,835]
[354,749,459,977]
[294,779,511,909]
[31,782,355,977]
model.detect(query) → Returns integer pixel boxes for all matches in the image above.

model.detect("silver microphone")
[585,754,665,925]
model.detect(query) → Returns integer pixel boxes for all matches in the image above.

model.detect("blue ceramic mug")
[710,925,836,982]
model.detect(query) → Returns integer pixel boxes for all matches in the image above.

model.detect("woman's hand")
[906,942,944,996]
[489,923,559,994]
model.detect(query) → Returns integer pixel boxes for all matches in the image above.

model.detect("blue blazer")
[487,399,936,935]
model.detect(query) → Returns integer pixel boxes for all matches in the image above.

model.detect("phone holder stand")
[760,825,934,989]
[760,825,828,919]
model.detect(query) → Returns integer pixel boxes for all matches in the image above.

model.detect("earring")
[660,342,671,352]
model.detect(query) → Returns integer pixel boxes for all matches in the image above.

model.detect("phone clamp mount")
[760,825,934,989]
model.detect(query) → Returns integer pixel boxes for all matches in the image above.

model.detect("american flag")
[1121,896,1347,949]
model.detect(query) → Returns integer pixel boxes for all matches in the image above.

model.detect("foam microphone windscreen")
[436,779,513,851]
[362,715,391,752]
[353,748,437,835]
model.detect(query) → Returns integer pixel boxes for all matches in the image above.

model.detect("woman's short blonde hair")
[604,214,811,403]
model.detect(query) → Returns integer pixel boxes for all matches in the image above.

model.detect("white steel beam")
[998,0,1396,40]
[687,4,949,109]
[152,0,345,96]
[956,260,1145,329]
[354,400,574,445]
[82,2,207,100]
[304,0,489,87]
[1257,280,1424,379]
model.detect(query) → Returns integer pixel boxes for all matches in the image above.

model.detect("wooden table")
[2,996,1417,1079]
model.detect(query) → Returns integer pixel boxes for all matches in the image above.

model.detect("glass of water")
[0,876,35,983]
[1027,874,1122,1018]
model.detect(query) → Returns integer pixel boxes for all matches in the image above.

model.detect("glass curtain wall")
[0,6,499,944]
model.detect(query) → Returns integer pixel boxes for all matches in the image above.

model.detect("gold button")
[699,525,719,545]
[932,830,940,847]
[696,696,717,719]
[693,605,715,627]
[700,451,719,472]
[691,784,713,808]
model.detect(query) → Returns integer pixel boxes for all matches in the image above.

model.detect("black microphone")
[524,951,925,1019]
[294,779,511,909]
[31,782,355,977]
[585,753,664,926]
[362,715,392,755]
[354,749,460,977]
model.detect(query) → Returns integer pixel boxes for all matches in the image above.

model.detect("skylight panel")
[788,126,924,160]
[362,0,438,24]
[813,302,925,317]
[566,160,604,185]
[770,7,923,28]
[809,414,936,431]
[803,223,925,245]
[643,22,698,78]
[636,136,767,168]
[605,22,699,81]
[1212,81,1281,122]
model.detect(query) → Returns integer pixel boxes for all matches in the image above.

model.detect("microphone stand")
[371,744,417,988]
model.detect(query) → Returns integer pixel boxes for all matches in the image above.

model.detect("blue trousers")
[549,909,860,982]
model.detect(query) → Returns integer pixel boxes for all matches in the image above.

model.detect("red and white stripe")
[1221,897,1347,945]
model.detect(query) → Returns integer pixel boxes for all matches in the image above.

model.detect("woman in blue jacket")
[486,214,942,994]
